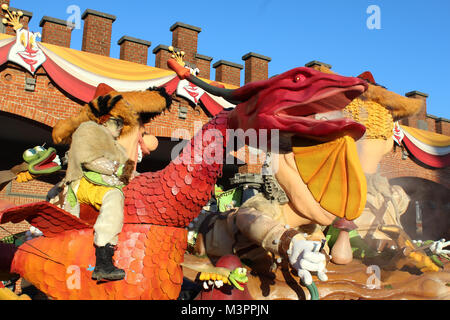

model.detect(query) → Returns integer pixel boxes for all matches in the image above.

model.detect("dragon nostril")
[294,74,306,83]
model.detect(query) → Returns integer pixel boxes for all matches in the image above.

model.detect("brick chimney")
[170,22,201,65]
[81,9,116,57]
[3,7,32,36]
[118,36,151,65]
[0,0,8,33]
[39,16,73,48]
[153,22,213,77]
[434,117,450,135]
[153,44,175,71]
[402,91,429,130]
[213,60,243,87]
[242,52,271,84]
[305,60,333,69]
[195,53,213,79]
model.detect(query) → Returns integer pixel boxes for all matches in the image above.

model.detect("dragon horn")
[167,58,241,105]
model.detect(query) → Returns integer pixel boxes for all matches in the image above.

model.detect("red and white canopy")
[394,122,450,168]
[0,33,236,116]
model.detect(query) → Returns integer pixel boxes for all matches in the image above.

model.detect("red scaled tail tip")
[167,59,191,80]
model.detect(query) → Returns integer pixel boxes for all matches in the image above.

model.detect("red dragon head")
[227,67,368,141]
[168,59,368,142]
[168,59,370,223]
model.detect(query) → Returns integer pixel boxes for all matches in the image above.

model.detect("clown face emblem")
[8,28,46,74]
[177,79,205,104]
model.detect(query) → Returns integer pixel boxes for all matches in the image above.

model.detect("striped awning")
[0,33,236,116]
[394,122,450,168]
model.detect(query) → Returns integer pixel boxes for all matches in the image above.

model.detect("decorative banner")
[176,79,205,105]
[393,122,404,146]
[8,29,46,75]
[1,5,46,75]
[396,124,450,168]
[0,10,237,117]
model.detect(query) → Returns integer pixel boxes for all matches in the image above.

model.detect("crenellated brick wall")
[40,16,73,48]
[81,9,116,57]
[118,36,151,65]
[195,53,213,80]
[433,117,450,136]
[242,52,272,84]
[213,60,243,87]
[170,22,201,66]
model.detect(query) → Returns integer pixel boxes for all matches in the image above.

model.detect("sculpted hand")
[413,239,450,256]
[287,237,328,286]
[430,239,450,256]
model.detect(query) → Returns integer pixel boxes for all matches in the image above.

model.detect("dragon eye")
[237,268,247,275]
[34,146,45,153]
[294,74,306,83]
[24,149,36,157]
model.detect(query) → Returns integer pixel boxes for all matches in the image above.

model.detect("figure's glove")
[118,160,135,185]
[287,237,328,286]
[46,181,64,202]
[430,239,450,256]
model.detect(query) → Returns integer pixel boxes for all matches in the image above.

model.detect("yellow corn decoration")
[408,252,440,273]
[344,98,394,140]
[16,171,34,183]
[199,272,230,285]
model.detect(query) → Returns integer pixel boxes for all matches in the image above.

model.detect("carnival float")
[0,4,449,300]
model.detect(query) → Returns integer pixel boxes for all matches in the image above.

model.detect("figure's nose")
[141,134,159,155]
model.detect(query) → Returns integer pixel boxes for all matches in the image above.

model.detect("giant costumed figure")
[0,54,449,300]
[167,57,370,285]
[50,84,169,282]
[309,65,431,255]
[0,55,370,299]
[173,59,450,300]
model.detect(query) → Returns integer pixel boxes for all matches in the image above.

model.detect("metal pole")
[415,201,423,237]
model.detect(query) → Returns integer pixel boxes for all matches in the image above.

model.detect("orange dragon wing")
[0,202,91,237]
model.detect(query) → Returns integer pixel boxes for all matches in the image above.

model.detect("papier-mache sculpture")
[172,57,450,300]
[167,55,370,297]
[0,51,448,300]
[310,65,424,254]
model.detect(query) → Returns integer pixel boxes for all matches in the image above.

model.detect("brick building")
[0,1,448,241]
[0,1,271,238]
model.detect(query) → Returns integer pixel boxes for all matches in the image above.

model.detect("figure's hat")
[308,64,424,121]
[93,83,115,100]
[52,83,172,145]
[358,71,376,85]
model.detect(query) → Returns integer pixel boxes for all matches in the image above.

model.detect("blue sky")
[12,0,450,118]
